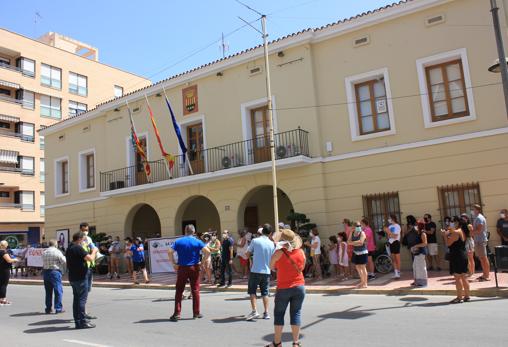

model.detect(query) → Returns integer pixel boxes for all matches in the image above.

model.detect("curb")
[11,279,508,298]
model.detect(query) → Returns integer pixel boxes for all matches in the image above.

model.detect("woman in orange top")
[266,229,306,347]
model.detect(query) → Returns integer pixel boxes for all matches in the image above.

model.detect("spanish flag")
[146,100,175,171]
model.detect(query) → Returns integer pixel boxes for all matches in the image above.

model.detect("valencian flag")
[164,95,188,162]
[145,99,175,171]
[127,105,151,178]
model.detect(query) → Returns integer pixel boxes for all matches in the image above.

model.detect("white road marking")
[62,340,112,347]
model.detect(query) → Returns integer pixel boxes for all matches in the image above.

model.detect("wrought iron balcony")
[100,127,309,192]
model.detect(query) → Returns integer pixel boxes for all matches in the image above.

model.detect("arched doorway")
[175,196,221,235]
[238,186,294,234]
[125,203,161,239]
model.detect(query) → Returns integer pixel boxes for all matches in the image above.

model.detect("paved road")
[1,285,506,347]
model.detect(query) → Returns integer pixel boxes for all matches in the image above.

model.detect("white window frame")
[40,158,45,183]
[78,148,96,192]
[114,85,124,97]
[416,48,476,128]
[54,156,70,198]
[345,67,396,141]
[240,96,278,165]
[40,191,45,216]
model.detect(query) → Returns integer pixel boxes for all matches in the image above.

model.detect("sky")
[0,0,397,89]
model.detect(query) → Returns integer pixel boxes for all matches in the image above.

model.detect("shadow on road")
[29,319,73,326]
[23,326,73,334]
[399,296,428,302]
[134,318,170,323]
[10,312,47,317]
[262,332,305,343]
[152,298,174,302]
[224,296,251,301]
[211,315,248,323]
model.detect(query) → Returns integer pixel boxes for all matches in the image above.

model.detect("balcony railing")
[0,166,22,173]
[0,63,22,73]
[0,94,22,105]
[0,129,34,142]
[0,202,21,208]
[100,128,309,192]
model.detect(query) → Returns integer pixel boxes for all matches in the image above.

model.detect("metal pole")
[491,0,508,118]
[261,15,280,235]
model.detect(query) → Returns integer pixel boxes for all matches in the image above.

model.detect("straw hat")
[279,229,302,250]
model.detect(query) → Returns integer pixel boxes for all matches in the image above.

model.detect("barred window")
[438,183,482,221]
[362,192,401,233]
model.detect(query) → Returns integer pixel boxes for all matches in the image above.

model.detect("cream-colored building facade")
[0,28,150,246]
[42,0,508,267]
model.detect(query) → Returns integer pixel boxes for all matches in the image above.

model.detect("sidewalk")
[10,270,508,297]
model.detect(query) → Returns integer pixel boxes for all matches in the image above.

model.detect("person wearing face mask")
[207,232,221,284]
[411,220,428,287]
[472,204,490,281]
[496,209,508,246]
[79,222,97,321]
[443,216,470,303]
[460,214,475,276]
[348,222,368,288]
[218,230,234,288]
[385,214,401,279]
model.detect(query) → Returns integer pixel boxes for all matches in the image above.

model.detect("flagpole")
[126,100,150,183]
[161,87,194,175]
[144,94,172,179]
[261,15,280,237]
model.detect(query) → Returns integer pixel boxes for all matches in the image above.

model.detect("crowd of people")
[0,205,507,344]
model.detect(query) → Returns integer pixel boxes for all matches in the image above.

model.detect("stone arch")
[124,203,161,239]
[174,195,221,235]
[237,185,294,233]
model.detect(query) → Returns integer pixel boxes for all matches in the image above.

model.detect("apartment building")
[0,29,150,247]
[41,0,508,268]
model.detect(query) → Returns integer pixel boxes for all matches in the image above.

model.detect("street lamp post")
[260,15,280,234]
[489,0,508,118]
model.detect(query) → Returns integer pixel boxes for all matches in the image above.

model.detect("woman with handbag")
[266,229,306,347]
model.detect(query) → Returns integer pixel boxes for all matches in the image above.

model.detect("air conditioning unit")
[109,181,125,190]
[222,156,232,169]
[276,145,288,159]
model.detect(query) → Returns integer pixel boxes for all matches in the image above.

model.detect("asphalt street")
[1,285,506,347]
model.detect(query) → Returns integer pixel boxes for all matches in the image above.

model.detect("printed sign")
[148,236,182,273]
[182,85,198,115]
[26,248,44,267]
[56,229,69,251]
[376,99,387,113]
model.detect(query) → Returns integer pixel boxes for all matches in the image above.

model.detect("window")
[14,191,35,210]
[41,63,61,89]
[69,72,87,96]
[40,192,45,216]
[16,90,35,109]
[68,101,87,117]
[416,48,476,128]
[0,122,10,129]
[0,88,10,96]
[0,192,9,198]
[17,156,34,175]
[55,157,69,196]
[425,60,468,121]
[79,150,95,191]
[345,68,396,141]
[40,158,45,183]
[15,122,34,142]
[114,85,123,97]
[16,57,35,77]
[0,56,10,67]
[39,135,45,150]
[355,78,390,135]
[438,183,482,221]
[363,192,401,233]
[40,95,62,119]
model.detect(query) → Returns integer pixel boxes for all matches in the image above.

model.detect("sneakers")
[262,312,270,320]
[169,315,180,322]
[392,270,401,279]
[193,314,203,319]
[245,310,260,321]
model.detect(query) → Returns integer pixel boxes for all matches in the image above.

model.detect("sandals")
[478,276,490,282]
[463,297,471,302]
[265,342,282,347]
[450,297,463,304]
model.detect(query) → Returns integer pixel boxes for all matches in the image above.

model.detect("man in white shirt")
[42,239,66,314]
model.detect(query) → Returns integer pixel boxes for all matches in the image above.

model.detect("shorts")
[352,253,368,265]
[465,238,475,253]
[389,241,401,254]
[133,261,146,271]
[239,257,249,267]
[427,243,438,256]
[248,272,270,297]
[474,242,487,258]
